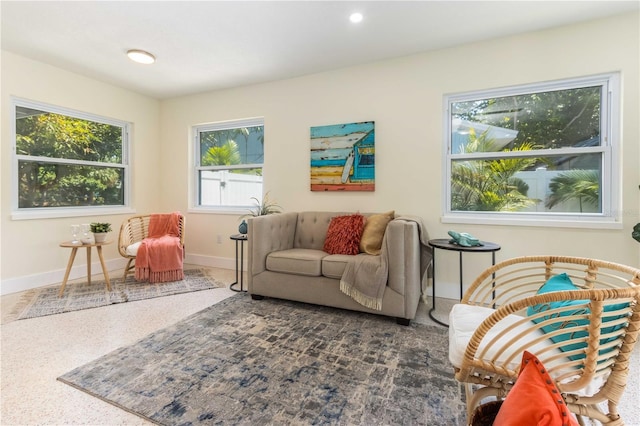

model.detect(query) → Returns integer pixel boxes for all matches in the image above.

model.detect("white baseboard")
[185,253,244,272]
[0,257,128,296]
[1,254,237,296]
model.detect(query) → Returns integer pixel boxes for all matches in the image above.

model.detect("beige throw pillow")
[359,211,395,255]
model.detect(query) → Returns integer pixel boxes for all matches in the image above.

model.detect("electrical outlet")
[216,234,222,244]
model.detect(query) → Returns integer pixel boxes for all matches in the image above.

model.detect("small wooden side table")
[59,240,112,296]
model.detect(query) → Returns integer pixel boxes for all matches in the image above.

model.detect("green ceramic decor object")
[448,230,482,247]
[238,220,248,235]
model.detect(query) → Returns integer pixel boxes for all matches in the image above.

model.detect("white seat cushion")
[448,303,605,396]
[448,303,560,371]
[125,241,142,257]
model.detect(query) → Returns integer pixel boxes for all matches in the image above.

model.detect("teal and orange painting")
[310,121,375,191]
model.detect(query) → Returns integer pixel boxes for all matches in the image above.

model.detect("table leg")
[86,247,92,285]
[240,238,244,291]
[230,239,246,292]
[428,248,449,327]
[492,251,497,306]
[59,247,78,297]
[431,248,437,311]
[459,251,464,300]
[96,246,111,291]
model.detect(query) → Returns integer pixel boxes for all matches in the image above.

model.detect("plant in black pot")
[239,192,282,234]
[90,222,112,243]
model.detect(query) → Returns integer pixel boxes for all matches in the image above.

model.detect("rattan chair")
[448,256,640,426]
[117,214,185,281]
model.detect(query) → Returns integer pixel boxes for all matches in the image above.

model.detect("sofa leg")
[396,317,411,326]
[251,294,264,300]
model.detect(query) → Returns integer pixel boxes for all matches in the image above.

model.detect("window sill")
[12,206,135,221]
[441,214,623,230]
[188,206,249,216]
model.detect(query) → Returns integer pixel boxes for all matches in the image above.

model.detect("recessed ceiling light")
[349,12,363,23]
[127,49,156,64]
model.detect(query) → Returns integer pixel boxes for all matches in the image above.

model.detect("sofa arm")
[247,212,298,281]
[386,219,422,298]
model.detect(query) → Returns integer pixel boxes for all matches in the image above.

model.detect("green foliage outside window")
[202,140,241,166]
[451,129,539,211]
[449,81,606,215]
[15,105,126,209]
[545,170,600,212]
[195,119,265,208]
[199,125,264,176]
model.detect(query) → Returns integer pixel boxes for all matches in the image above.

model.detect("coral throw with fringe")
[135,213,184,283]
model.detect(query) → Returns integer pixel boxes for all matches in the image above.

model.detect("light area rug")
[58,294,466,425]
[14,269,226,320]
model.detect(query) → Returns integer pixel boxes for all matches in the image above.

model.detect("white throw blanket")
[340,215,431,311]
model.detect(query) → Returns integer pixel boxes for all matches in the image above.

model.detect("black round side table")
[428,238,501,327]
[230,233,248,292]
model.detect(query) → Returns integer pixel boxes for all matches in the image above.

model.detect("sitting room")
[1,2,639,425]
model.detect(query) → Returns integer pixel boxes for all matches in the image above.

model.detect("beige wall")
[1,52,161,292]
[1,13,638,296]
[161,13,639,298]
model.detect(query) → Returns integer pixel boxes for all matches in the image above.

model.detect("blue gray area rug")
[58,294,466,425]
[15,269,226,320]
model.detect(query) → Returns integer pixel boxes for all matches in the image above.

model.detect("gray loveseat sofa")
[247,211,429,324]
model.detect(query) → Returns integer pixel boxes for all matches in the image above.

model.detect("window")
[443,73,620,228]
[12,98,130,219]
[193,118,264,210]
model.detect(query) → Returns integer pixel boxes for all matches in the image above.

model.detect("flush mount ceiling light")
[349,12,363,23]
[127,49,156,64]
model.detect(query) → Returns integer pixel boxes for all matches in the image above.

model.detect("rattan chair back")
[117,214,185,280]
[453,256,640,426]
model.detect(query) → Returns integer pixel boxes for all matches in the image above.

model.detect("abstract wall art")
[310,121,375,191]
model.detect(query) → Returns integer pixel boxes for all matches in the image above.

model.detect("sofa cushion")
[266,249,326,276]
[359,211,394,255]
[293,212,338,250]
[322,254,352,279]
[323,214,365,255]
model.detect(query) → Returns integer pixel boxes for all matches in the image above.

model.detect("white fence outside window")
[200,171,263,207]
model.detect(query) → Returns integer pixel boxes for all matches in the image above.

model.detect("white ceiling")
[2,1,638,100]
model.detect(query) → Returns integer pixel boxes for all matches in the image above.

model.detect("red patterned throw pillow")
[323,214,365,255]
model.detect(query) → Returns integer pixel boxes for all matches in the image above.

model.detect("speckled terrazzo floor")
[1,266,639,425]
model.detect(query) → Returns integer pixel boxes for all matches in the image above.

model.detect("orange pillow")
[323,214,365,255]
[493,351,578,426]
[359,211,394,255]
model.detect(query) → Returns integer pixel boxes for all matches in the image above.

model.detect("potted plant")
[239,192,282,234]
[90,222,112,243]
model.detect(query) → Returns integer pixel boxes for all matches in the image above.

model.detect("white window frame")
[191,117,265,214]
[11,97,132,220]
[442,73,621,229]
